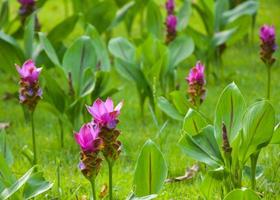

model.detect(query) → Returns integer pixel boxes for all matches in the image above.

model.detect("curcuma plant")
[179,83,275,198]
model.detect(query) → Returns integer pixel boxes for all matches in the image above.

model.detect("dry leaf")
[165,164,199,183]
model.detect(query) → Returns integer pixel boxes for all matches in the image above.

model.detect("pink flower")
[18,0,34,5]
[186,61,205,85]
[74,123,101,152]
[87,98,123,129]
[16,60,42,83]
[165,0,175,15]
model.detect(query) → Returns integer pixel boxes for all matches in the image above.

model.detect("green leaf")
[0,167,34,200]
[240,101,275,163]
[108,37,135,61]
[38,32,61,66]
[0,154,16,187]
[146,1,163,39]
[62,36,97,96]
[110,1,135,29]
[0,0,9,29]
[214,83,245,148]
[86,1,118,33]
[134,139,168,196]
[201,167,224,197]
[271,123,280,144]
[168,35,194,69]
[222,0,258,25]
[0,131,13,166]
[157,96,184,121]
[86,25,111,71]
[126,193,158,200]
[179,126,222,167]
[48,15,79,44]
[211,28,236,47]
[170,91,189,114]
[183,108,208,136]
[23,172,53,199]
[24,14,35,59]
[223,188,261,200]
[177,0,192,31]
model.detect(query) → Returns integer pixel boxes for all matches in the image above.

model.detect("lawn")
[0,0,280,199]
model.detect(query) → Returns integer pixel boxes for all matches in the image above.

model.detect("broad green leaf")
[110,1,135,29]
[134,140,168,196]
[108,37,135,61]
[126,193,158,200]
[0,167,34,200]
[223,188,261,200]
[214,0,229,31]
[38,32,61,66]
[240,101,275,163]
[48,15,79,43]
[0,154,16,187]
[43,72,66,113]
[177,0,192,31]
[168,35,194,69]
[86,25,111,71]
[201,167,224,197]
[86,1,118,33]
[0,131,13,166]
[0,0,9,29]
[183,108,208,136]
[179,126,222,167]
[170,91,189,114]
[23,172,53,199]
[211,28,236,47]
[146,1,163,39]
[62,36,97,96]
[157,97,184,121]
[24,14,35,59]
[214,83,245,148]
[222,0,258,25]
[271,123,280,144]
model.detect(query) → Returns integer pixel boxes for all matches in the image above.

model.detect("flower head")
[186,61,206,107]
[186,61,205,85]
[18,0,35,5]
[259,25,277,66]
[74,123,102,152]
[165,0,175,15]
[165,14,177,44]
[87,98,123,130]
[16,60,42,84]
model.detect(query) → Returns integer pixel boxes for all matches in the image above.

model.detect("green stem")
[250,152,259,190]
[90,178,96,200]
[3,130,6,159]
[267,65,271,99]
[108,160,113,200]
[31,111,37,166]
[58,118,64,149]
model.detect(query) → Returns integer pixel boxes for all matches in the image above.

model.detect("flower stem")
[31,111,37,166]
[90,178,96,200]
[267,65,271,99]
[58,117,64,148]
[108,160,113,200]
[250,152,259,190]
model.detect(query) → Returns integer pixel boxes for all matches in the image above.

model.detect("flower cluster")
[18,0,40,30]
[259,25,277,66]
[165,0,177,44]
[74,98,123,179]
[186,61,206,107]
[16,60,42,112]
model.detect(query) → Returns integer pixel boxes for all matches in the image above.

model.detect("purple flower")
[74,123,101,152]
[18,0,35,5]
[16,60,42,84]
[186,61,205,85]
[165,0,175,15]
[259,25,277,66]
[87,98,123,130]
[165,14,177,44]
[186,61,206,107]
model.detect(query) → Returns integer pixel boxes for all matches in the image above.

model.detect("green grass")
[1,0,280,199]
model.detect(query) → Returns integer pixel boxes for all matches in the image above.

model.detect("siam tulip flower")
[18,0,40,30]
[259,25,277,66]
[165,0,175,15]
[74,123,103,152]
[87,98,123,130]
[74,123,103,181]
[259,25,277,99]
[16,60,42,112]
[165,14,177,44]
[186,61,206,107]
